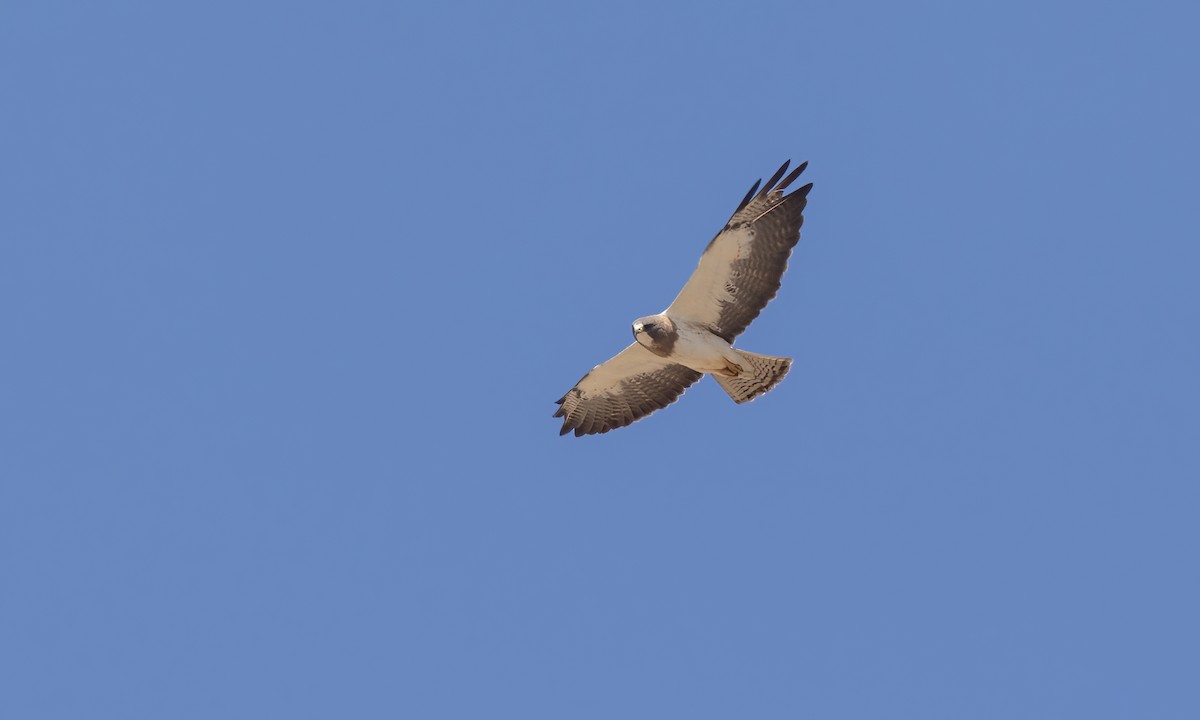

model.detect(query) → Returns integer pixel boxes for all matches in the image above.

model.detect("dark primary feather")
[733,159,809,214]
[761,161,792,195]
[735,180,762,214]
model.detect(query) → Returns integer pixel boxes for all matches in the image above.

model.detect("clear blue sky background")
[3,1,1198,718]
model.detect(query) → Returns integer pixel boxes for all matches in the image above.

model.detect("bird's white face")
[632,315,677,356]
[632,320,649,348]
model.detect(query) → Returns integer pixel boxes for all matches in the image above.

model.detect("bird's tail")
[712,350,792,404]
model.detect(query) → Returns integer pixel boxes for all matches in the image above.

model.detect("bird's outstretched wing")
[554,343,702,437]
[666,160,812,343]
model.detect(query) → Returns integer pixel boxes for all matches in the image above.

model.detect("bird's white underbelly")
[669,320,739,374]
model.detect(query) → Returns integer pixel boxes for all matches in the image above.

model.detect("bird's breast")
[665,320,738,373]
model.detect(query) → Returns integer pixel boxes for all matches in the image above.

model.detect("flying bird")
[554,160,813,436]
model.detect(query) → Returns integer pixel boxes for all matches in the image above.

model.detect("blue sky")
[3,1,1198,718]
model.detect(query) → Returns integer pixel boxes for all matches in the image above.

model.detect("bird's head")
[632,315,676,356]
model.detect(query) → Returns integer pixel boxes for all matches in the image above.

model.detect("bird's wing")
[665,160,812,343]
[554,343,703,437]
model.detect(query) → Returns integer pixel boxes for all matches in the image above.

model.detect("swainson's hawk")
[554,160,813,436]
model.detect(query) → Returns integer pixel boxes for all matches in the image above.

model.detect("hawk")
[554,160,813,436]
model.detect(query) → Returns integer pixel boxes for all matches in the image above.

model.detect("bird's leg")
[715,358,743,377]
